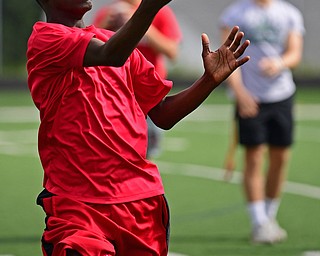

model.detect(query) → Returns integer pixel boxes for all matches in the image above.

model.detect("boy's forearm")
[149,74,219,130]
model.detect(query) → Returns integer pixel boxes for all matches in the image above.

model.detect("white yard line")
[157,161,320,200]
[302,252,320,256]
[0,106,39,123]
[0,129,38,156]
[1,104,320,123]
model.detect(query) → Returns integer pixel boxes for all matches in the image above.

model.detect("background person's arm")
[259,31,304,77]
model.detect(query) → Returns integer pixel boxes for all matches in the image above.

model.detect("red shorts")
[39,193,170,256]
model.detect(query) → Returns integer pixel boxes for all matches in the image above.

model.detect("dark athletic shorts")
[37,190,170,256]
[236,96,294,147]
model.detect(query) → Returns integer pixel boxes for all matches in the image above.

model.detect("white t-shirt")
[220,0,305,103]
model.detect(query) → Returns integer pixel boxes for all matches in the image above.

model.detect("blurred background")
[0,0,319,87]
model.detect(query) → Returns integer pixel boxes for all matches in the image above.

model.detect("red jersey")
[137,6,182,78]
[27,22,172,204]
[93,6,110,28]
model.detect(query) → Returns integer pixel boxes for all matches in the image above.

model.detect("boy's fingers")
[224,26,239,47]
[229,32,244,52]
[201,33,211,55]
[234,39,250,59]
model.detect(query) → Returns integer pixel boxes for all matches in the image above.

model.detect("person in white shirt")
[220,0,304,244]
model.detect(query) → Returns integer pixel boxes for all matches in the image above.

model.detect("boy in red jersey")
[28,0,250,255]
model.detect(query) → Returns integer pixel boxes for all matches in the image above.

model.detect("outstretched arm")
[149,26,250,130]
[84,0,171,67]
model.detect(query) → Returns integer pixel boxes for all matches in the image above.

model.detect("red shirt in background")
[93,5,182,78]
[138,6,182,78]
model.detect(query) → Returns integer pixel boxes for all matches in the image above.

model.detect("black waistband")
[36,189,55,207]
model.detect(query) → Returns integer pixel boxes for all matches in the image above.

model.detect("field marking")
[0,106,39,123]
[1,105,320,194]
[168,253,188,256]
[157,161,320,200]
[177,104,320,144]
[163,137,189,152]
[302,252,320,256]
[1,104,320,123]
[185,104,320,122]
[0,129,38,156]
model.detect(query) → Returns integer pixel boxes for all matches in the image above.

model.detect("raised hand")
[201,26,250,85]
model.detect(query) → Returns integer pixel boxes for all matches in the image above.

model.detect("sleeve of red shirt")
[129,50,173,116]
[31,24,95,70]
